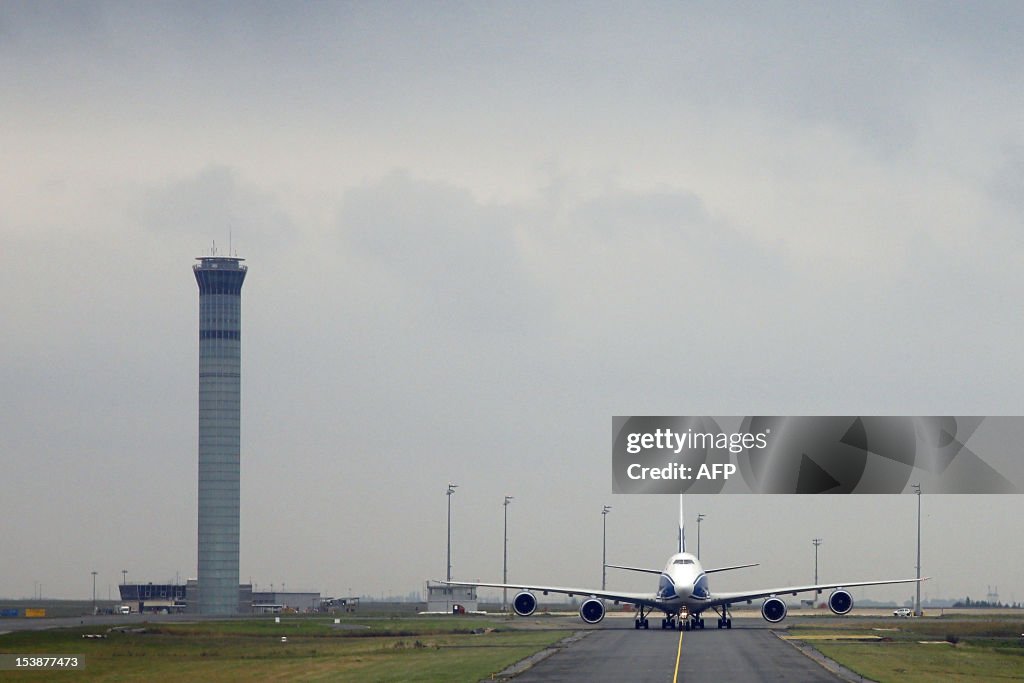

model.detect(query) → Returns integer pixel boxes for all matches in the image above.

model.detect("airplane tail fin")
[678,494,685,553]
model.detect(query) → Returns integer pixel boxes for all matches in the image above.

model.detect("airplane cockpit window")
[673,559,694,565]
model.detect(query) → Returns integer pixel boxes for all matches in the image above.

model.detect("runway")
[511,616,843,682]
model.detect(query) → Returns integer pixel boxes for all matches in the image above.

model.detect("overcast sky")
[2,2,1023,606]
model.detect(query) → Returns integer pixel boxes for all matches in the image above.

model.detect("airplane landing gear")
[634,605,650,629]
[713,605,733,629]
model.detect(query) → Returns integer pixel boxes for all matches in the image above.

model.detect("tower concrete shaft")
[194,256,247,615]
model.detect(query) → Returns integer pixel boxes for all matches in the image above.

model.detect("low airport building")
[118,583,188,613]
[425,581,478,613]
[120,581,322,614]
[252,591,321,612]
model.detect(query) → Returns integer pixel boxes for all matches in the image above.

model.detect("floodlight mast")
[913,483,922,616]
[446,483,458,582]
[503,495,513,613]
[601,505,612,590]
[696,513,706,559]
[813,538,823,586]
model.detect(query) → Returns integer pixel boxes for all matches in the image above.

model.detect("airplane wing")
[604,563,662,575]
[440,580,666,610]
[706,577,926,607]
[705,563,759,574]
[606,562,759,575]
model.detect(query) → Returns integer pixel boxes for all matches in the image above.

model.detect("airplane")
[442,500,926,631]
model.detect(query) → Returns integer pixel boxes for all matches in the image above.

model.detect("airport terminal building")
[118,583,188,614]
[120,582,324,614]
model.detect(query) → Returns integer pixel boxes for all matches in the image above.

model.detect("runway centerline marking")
[673,628,684,682]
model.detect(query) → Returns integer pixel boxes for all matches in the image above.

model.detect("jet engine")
[828,589,853,615]
[761,597,788,623]
[512,591,538,616]
[579,598,606,624]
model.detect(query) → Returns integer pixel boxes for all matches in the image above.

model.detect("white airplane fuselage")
[657,552,711,615]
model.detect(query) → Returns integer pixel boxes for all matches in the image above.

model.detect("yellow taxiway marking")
[673,628,684,682]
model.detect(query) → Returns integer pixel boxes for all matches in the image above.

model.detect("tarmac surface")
[509,615,844,683]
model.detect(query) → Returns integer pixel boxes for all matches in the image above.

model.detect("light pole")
[601,505,612,590]
[446,483,458,582]
[913,483,922,616]
[812,538,823,585]
[91,571,98,615]
[503,496,513,613]
[121,569,127,587]
[696,513,706,559]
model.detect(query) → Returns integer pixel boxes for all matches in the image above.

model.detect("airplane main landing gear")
[634,605,650,629]
[713,605,733,629]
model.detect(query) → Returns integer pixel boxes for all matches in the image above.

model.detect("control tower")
[193,255,247,614]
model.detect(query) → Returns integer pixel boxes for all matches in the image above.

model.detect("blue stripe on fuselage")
[692,573,710,599]
[657,573,677,599]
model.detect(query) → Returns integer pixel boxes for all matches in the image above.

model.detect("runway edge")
[484,631,595,682]
[774,631,876,683]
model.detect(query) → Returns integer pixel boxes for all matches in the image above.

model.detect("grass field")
[788,617,1024,683]
[0,616,571,681]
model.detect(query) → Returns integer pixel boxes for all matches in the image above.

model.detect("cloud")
[138,165,296,250]
[337,171,542,335]
[989,143,1024,224]
[3,3,1024,601]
